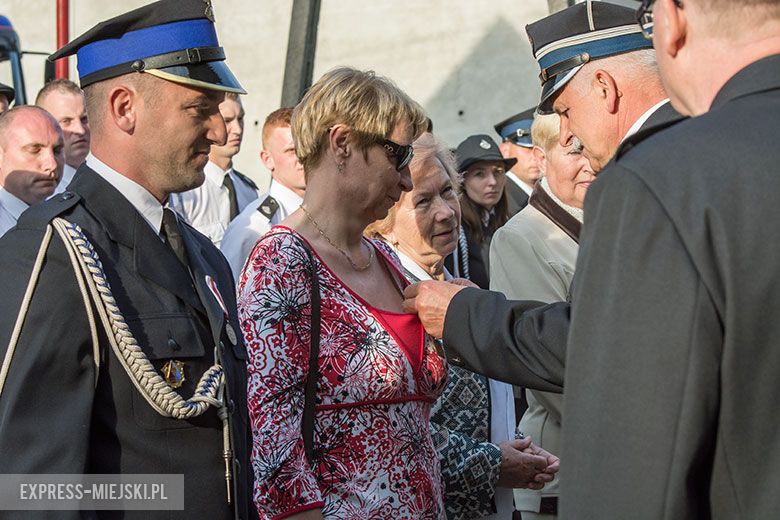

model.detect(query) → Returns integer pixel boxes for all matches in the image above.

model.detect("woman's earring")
[337,162,345,174]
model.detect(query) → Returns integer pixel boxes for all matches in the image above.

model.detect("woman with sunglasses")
[237,67,447,519]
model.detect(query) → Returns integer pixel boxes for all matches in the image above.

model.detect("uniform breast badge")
[162,360,186,389]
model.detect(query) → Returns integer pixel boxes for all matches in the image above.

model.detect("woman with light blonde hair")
[238,67,448,519]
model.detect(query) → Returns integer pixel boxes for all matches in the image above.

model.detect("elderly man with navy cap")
[0,2,255,519]
[494,107,542,214]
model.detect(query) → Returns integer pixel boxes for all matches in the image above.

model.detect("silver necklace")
[300,205,374,271]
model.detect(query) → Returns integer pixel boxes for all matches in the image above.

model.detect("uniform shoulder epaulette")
[233,170,259,191]
[257,195,279,220]
[15,191,82,230]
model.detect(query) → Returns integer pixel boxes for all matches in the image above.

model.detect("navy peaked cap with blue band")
[494,107,536,148]
[48,0,245,94]
[526,0,651,114]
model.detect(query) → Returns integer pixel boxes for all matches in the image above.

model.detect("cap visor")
[537,65,583,115]
[146,60,246,94]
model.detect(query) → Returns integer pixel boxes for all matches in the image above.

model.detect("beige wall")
[1,0,549,188]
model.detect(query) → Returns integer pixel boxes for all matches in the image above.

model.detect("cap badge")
[479,139,491,150]
[203,0,215,22]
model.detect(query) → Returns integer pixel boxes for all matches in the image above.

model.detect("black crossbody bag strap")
[259,231,320,462]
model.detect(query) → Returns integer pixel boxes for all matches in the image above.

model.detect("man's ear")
[532,145,547,175]
[658,0,687,59]
[260,149,274,172]
[498,141,512,159]
[107,85,137,133]
[593,69,621,114]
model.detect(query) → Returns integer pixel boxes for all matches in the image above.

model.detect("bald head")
[0,106,65,204]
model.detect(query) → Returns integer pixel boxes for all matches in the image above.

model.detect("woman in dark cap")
[447,134,518,289]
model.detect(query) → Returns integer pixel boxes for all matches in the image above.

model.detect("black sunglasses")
[382,139,414,171]
[636,0,683,40]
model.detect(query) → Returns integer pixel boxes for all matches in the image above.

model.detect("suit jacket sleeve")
[560,166,721,519]
[0,228,96,519]
[442,288,567,391]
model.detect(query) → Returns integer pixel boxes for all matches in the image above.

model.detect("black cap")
[526,0,651,114]
[494,107,536,148]
[0,82,14,104]
[49,0,245,94]
[455,135,517,173]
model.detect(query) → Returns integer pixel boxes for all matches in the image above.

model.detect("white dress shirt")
[54,163,78,195]
[507,171,534,196]
[621,98,671,144]
[168,161,260,246]
[220,180,302,280]
[86,153,164,235]
[393,246,516,520]
[0,188,29,237]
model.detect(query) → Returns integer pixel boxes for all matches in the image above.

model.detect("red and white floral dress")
[237,227,448,519]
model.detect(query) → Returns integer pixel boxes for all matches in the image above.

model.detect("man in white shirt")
[495,107,542,214]
[169,92,259,245]
[0,105,64,236]
[36,79,91,193]
[221,107,305,280]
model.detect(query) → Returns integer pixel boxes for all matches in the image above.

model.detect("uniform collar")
[60,163,78,189]
[204,160,232,186]
[85,153,164,234]
[622,98,670,144]
[711,53,780,110]
[269,180,303,215]
[507,172,534,196]
[0,187,29,219]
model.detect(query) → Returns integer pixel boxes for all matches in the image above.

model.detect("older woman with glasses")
[237,67,447,519]
[490,113,595,519]
[370,133,559,520]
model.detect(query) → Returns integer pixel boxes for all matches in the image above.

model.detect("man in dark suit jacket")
[0,2,255,519]
[404,1,683,389]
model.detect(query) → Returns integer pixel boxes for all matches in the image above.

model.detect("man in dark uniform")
[494,107,539,214]
[0,1,255,519]
[405,1,683,390]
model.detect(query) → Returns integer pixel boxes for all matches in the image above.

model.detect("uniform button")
[233,458,241,474]
[225,323,238,346]
[167,338,181,351]
[61,192,74,200]
[228,399,235,414]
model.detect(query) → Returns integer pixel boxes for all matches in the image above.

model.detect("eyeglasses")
[382,138,414,171]
[636,0,683,40]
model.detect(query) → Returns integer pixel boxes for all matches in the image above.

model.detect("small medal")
[162,360,186,389]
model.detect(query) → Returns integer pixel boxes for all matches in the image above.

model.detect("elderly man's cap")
[456,134,517,173]
[48,0,245,94]
[494,107,536,148]
[0,82,14,104]
[527,0,651,114]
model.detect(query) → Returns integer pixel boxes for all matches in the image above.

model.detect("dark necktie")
[222,172,239,221]
[161,208,190,270]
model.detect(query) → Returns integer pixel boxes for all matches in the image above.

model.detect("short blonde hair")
[531,113,561,153]
[367,132,459,238]
[292,66,428,171]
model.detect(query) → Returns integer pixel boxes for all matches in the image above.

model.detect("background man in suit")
[220,107,305,280]
[0,82,13,114]
[556,0,780,517]
[0,106,64,236]
[36,79,91,193]
[0,1,255,518]
[495,108,541,214]
[169,92,260,246]
[404,1,682,389]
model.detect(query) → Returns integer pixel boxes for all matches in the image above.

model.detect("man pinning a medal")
[0,1,255,518]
